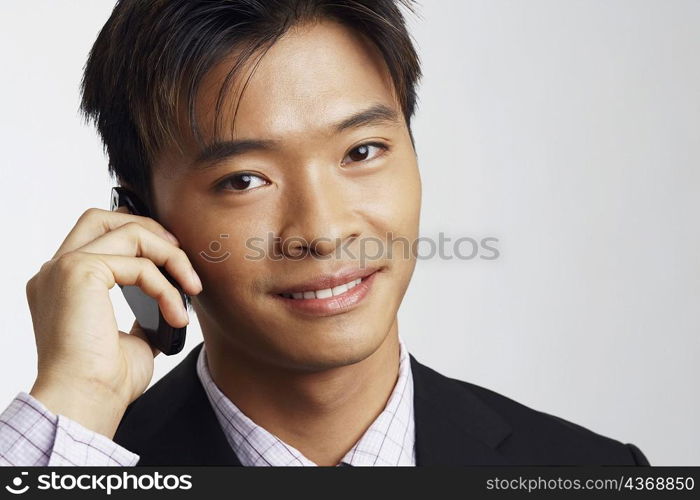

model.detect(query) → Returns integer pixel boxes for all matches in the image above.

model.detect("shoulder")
[456,376,649,464]
[411,357,650,465]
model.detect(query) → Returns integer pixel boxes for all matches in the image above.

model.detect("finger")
[72,222,202,295]
[128,320,161,358]
[53,208,179,260]
[76,252,189,328]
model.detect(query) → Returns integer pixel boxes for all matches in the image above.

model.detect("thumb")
[128,319,161,358]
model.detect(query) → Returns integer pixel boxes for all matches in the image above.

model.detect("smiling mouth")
[273,268,380,317]
[277,276,365,300]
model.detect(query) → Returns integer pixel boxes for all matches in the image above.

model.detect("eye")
[342,142,389,166]
[216,172,268,193]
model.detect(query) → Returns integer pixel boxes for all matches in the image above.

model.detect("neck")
[203,320,401,466]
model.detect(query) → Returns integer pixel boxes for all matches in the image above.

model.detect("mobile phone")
[110,186,188,355]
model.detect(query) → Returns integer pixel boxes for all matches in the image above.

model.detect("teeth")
[282,277,363,300]
[331,283,348,296]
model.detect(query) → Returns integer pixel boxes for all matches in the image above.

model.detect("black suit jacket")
[113,342,649,466]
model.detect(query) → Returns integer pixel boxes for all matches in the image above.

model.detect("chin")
[264,321,391,372]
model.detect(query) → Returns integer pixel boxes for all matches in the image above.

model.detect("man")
[0,0,649,466]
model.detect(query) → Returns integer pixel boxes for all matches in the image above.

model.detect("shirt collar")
[196,337,415,466]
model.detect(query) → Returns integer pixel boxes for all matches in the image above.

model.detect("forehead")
[192,19,399,144]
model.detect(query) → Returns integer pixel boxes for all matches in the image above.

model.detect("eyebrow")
[192,103,400,169]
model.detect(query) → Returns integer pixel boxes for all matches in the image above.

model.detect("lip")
[272,268,382,317]
[272,265,381,295]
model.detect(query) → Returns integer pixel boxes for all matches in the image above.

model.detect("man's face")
[151,20,421,371]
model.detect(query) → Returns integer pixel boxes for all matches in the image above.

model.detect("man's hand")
[25,207,203,439]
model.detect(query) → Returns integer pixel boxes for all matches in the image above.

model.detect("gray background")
[0,0,697,465]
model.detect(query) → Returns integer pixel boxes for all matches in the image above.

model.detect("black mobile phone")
[110,186,188,355]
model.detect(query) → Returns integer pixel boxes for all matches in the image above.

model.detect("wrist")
[29,376,129,440]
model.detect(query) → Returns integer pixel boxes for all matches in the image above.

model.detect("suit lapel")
[410,354,513,465]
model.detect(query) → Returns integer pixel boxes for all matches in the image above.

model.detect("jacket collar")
[409,354,512,465]
[115,342,512,465]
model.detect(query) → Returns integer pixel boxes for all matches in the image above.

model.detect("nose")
[277,168,361,259]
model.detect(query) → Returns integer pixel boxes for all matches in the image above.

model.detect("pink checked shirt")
[0,338,415,466]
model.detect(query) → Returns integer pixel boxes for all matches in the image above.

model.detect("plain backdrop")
[0,0,697,465]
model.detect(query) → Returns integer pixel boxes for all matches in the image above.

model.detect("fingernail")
[191,268,203,291]
[181,305,190,323]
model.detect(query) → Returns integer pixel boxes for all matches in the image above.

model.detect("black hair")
[80,0,423,211]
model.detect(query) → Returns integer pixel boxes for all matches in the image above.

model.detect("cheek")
[348,165,420,277]
[178,219,270,302]
[380,160,421,270]
[365,159,421,238]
